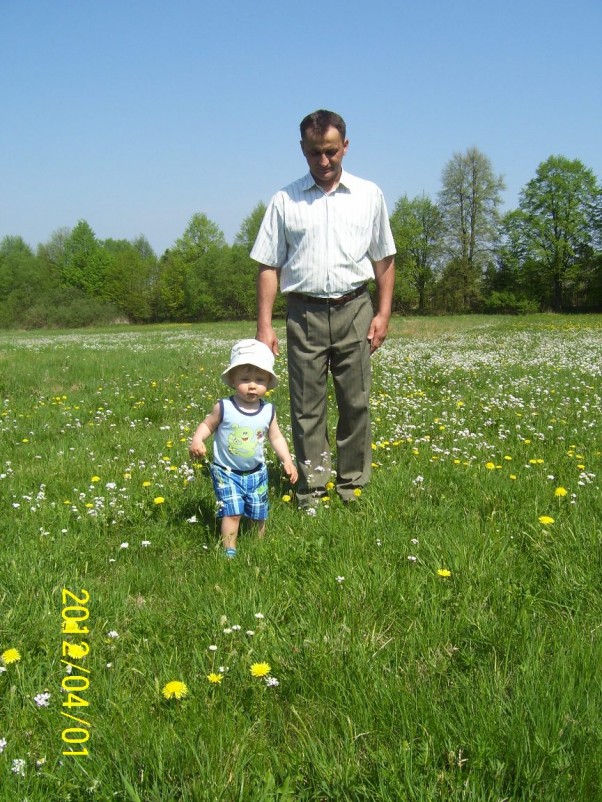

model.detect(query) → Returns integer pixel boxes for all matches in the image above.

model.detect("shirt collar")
[302,169,353,194]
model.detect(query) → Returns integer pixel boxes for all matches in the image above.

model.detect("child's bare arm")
[268,415,298,483]
[189,403,221,460]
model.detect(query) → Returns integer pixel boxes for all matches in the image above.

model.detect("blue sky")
[1,0,601,256]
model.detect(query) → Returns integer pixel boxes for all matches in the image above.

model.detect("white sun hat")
[221,339,278,390]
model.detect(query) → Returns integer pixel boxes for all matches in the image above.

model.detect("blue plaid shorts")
[209,463,269,521]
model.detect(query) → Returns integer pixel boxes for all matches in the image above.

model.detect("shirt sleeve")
[368,189,397,262]
[250,194,287,268]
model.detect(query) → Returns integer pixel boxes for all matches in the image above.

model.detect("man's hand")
[367,313,389,353]
[370,255,394,353]
[256,325,279,356]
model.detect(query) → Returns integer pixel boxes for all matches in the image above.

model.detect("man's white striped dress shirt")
[250,170,396,299]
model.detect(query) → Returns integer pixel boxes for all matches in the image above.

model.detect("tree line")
[1,151,600,328]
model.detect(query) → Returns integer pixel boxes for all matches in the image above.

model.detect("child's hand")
[283,459,298,484]
[189,438,207,461]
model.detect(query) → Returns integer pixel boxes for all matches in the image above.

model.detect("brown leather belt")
[288,284,368,307]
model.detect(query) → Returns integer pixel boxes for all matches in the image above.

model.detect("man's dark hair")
[300,110,346,141]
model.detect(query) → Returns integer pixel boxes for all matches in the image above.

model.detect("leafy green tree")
[61,220,108,297]
[234,202,266,250]
[230,202,289,319]
[156,250,188,321]
[36,226,71,284]
[0,236,55,326]
[157,213,228,321]
[513,156,601,310]
[438,147,505,311]
[216,245,259,320]
[102,238,158,322]
[390,195,444,313]
[174,213,226,261]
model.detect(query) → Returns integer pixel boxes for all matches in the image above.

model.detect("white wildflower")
[12,758,26,776]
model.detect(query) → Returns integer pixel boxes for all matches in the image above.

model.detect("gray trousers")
[286,292,373,502]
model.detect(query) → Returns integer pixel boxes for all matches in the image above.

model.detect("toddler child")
[189,339,297,557]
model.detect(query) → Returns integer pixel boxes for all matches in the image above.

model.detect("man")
[251,109,396,507]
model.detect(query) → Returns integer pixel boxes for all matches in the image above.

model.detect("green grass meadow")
[1,315,601,801]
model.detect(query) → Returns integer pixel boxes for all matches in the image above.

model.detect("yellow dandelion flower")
[538,515,555,525]
[353,488,362,497]
[91,476,101,483]
[250,662,271,678]
[154,496,165,505]
[207,673,223,684]
[63,619,84,634]
[325,481,335,490]
[142,481,152,487]
[281,494,291,503]
[123,472,132,480]
[1,648,21,664]
[162,680,188,700]
[510,474,517,480]
[485,462,496,470]
[66,643,87,659]
[437,568,452,578]
[554,487,568,497]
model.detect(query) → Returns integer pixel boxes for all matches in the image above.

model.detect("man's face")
[301,126,348,191]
